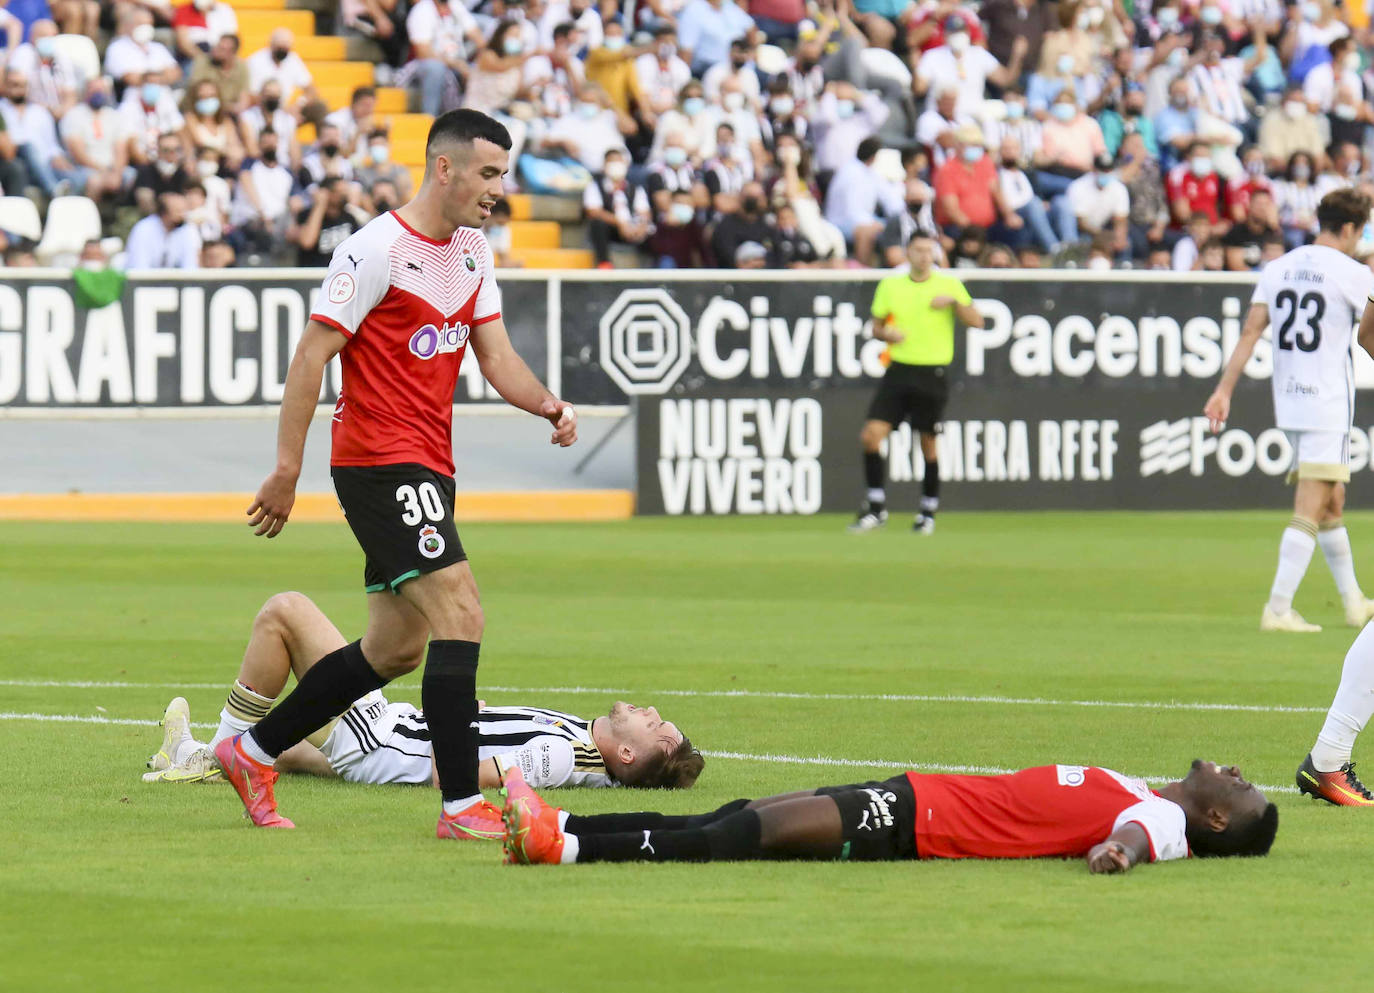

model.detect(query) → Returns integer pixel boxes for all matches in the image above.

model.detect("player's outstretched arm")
[470,316,577,447]
[1203,302,1268,433]
[246,321,348,537]
[1086,822,1151,874]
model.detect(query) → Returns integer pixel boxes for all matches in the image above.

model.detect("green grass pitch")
[2,512,1372,992]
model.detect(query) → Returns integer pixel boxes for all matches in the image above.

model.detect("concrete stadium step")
[524,194,583,223]
[317,85,409,113]
[508,247,593,269]
[509,220,560,250]
[305,60,376,91]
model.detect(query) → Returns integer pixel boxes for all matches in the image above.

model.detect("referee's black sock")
[422,639,481,804]
[863,451,886,511]
[564,799,751,835]
[921,458,941,517]
[247,641,385,759]
[573,809,762,863]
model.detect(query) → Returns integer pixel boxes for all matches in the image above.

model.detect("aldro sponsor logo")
[408,320,471,360]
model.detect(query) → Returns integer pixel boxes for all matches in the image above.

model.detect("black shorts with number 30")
[332,464,468,594]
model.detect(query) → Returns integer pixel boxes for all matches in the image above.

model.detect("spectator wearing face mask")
[229,131,293,255]
[118,74,185,166]
[106,9,181,91]
[932,126,1008,241]
[712,179,777,266]
[636,26,692,119]
[646,131,701,218]
[649,190,707,268]
[366,178,401,219]
[1287,0,1348,83]
[983,91,1043,167]
[187,34,249,116]
[401,0,484,117]
[183,180,225,242]
[172,0,239,62]
[1153,76,1201,173]
[239,81,299,169]
[916,87,975,170]
[879,176,942,266]
[915,15,1025,118]
[0,68,86,198]
[1273,149,1320,248]
[770,132,821,205]
[1187,30,1256,141]
[1099,82,1158,160]
[702,37,761,109]
[1037,92,1105,190]
[1225,145,1273,223]
[60,78,127,206]
[1117,131,1169,260]
[524,22,585,124]
[324,87,378,158]
[541,84,638,173]
[812,81,889,178]
[676,0,755,77]
[709,79,767,174]
[1166,141,1224,232]
[991,134,1065,254]
[182,79,243,171]
[246,29,317,111]
[584,20,646,117]
[773,202,825,267]
[584,147,653,267]
[702,122,751,212]
[192,146,232,222]
[1222,186,1281,270]
[762,79,807,147]
[292,176,366,267]
[1170,210,1212,270]
[1258,86,1325,173]
[133,131,192,214]
[355,129,412,200]
[1026,48,1094,116]
[651,82,711,160]
[1303,36,1361,112]
[125,191,202,270]
[1067,153,1129,260]
[7,21,78,120]
[466,20,535,114]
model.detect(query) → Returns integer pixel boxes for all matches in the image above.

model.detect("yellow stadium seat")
[385,114,433,142]
[305,61,375,90]
[392,137,427,165]
[408,164,425,191]
[508,248,593,269]
[294,36,347,60]
[506,194,533,220]
[375,88,410,112]
[235,8,314,46]
[224,0,286,10]
[509,221,560,250]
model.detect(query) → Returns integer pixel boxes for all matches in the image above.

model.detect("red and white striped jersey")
[311,211,502,476]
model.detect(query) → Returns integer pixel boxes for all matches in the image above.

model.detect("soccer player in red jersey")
[502,759,1277,873]
[217,110,577,837]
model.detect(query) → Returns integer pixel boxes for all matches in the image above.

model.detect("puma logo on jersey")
[408,320,471,360]
[406,261,423,272]
[347,254,362,270]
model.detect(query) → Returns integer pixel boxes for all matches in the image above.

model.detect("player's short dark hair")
[425,109,512,160]
[857,137,883,162]
[1188,802,1278,858]
[619,736,705,789]
[1317,187,1373,234]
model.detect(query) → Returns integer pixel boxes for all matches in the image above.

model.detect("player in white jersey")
[1205,188,1374,632]
[144,592,704,793]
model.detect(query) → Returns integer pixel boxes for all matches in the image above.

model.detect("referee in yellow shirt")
[849,233,985,534]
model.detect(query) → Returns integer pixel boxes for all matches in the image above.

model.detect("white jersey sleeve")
[309,227,392,338]
[493,735,577,788]
[472,234,502,323]
[1111,796,1189,862]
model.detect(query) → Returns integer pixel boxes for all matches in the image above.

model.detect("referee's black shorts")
[866,361,950,434]
[332,463,468,594]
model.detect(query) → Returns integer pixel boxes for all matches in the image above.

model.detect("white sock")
[865,488,885,505]
[239,731,275,766]
[1311,624,1374,771]
[557,809,570,830]
[442,794,484,817]
[172,736,204,765]
[210,710,254,750]
[1318,524,1363,599]
[560,833,580,864]
[1268,519,1318,615]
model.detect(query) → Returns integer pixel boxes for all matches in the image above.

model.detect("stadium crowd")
[3,0,1374,269]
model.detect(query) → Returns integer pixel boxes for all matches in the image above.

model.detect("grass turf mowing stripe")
[0,678,1329,715]
[0,710,1301,794]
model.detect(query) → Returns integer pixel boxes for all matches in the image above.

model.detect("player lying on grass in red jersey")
[143,592,703,795]
[501,759,1277,873]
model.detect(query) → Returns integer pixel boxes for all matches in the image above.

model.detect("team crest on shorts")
[418,525,445,559]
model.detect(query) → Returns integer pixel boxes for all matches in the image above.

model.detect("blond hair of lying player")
[145,593,703,795]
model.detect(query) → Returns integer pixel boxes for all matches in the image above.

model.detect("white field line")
[0,711,1302,796]
[0,678,1328,716]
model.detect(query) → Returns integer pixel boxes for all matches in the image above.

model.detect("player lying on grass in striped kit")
[144,592,703,797]
[500,759,1276,873]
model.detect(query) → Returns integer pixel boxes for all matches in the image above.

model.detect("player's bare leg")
[1313,482,1374,626]
[850,419,893,532]
[1261,480,1328,632]
[1299,622,1374,805]
[914,430,940,534]
[388,562,503,839]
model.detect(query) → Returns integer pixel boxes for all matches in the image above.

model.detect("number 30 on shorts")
[395,482,445,525]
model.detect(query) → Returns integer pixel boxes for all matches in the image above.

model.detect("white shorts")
[1284,429,1351,484]
[319,699,433,786]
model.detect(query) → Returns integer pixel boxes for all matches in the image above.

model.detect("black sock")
[565,799,751,835]
[575,810,762,863]
[863,452,885,509]
[921,458,940,515]
[422,639,481,803]
[249,641,385,758]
